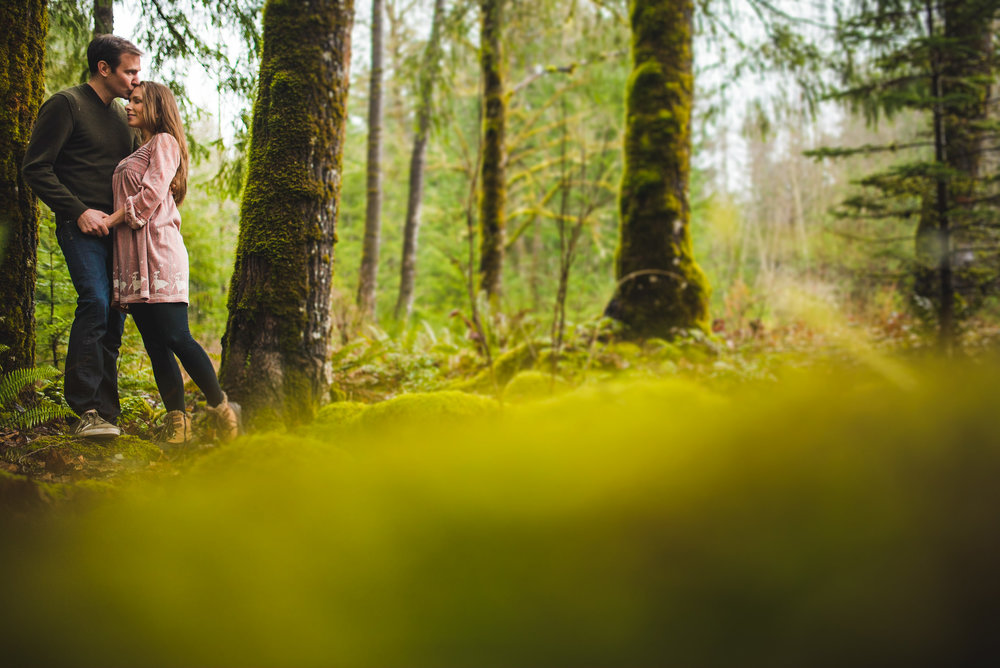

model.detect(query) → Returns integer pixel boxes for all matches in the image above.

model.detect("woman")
[105,81,239,444]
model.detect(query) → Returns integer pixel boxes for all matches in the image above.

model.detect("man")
[22,35,142,439]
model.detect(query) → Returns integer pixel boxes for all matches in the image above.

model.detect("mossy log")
[0,1,47,370]
[219,0,354,427]
[605,0,709,339]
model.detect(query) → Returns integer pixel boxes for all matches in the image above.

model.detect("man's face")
[103,53,141,99]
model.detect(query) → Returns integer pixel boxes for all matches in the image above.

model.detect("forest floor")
[4,322,1000,666]
[4,309,998,513]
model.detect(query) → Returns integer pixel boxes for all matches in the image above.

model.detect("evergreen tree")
[818,0,1000,348]
[604,0,710,338]
[0,0,47,370]
[219,0,354,426]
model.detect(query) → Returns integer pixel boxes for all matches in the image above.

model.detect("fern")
[1,366,58,406]
[0,365,74,431]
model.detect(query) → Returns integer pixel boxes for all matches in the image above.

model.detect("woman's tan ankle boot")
[160,410,192,445]
[208,393,241,442]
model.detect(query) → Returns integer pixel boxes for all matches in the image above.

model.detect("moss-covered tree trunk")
[604,0,709,338]
[93,0,112,35]
[477,0,506,299]
[219,0,353,427]
[0,1,47,371]
[356,0,383,320]
[394,0,446,323]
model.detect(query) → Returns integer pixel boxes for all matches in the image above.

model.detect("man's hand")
[77,209,110,237]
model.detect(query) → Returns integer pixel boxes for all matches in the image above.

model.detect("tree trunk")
[219,0,353,427]
[604,0,709,338]
[394,0,446,323]
[93,0,113,35]
[0,0,47,371]
[914,0,995,349]
[478,0,506,299]
[356,0,384,320]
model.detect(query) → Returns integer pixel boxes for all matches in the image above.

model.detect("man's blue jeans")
[56,221,125,422]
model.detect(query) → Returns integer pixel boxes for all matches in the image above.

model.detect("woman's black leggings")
[129,302,224,412]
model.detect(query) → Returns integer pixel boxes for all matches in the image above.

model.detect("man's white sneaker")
[71,409,120,439]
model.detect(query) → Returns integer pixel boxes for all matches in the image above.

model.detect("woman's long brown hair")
[136,81,189,205]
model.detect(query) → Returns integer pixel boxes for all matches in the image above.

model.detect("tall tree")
[819,0,1000,349]
[219,0,354,427]
[394,0,447,323]
[93,0,112,34]
[0,0,47,370]
[604,0,710,338]
[478,0,506,299]
[915,0,996,347]
[356,0,385,320]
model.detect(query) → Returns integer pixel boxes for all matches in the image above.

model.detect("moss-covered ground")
[2,323,1000,665]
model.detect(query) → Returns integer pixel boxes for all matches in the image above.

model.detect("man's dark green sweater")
[22,83,137,223]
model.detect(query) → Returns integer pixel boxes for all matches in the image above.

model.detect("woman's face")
[125,89,147,132]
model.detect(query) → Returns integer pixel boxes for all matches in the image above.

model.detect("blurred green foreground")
[2,360,999,667]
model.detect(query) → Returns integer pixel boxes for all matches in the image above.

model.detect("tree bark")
[477,0,506,299]
[356,0,384,320]
[0,0,47,370]
[219,0,353,427]
[393,0,446,323]
[93,0,113,35]
[604,0,709,338]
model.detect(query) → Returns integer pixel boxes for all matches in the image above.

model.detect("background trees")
[393,0,447,323]
[16,0,1000,395]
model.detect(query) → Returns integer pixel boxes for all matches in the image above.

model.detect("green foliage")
[328,326,452,401]
[44,0,89,92]
[131,0,262,142]
[0,360,73,431]
[336,0,630,331]
[180,160,240,345]
[33,208,76,368]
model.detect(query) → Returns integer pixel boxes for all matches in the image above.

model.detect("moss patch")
[502,370,572,404]
[303,391,498,442]
[449,342,544,394]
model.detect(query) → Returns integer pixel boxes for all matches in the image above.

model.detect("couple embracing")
[22,35,239,445]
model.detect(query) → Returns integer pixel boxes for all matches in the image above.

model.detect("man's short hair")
[87,35,143,75]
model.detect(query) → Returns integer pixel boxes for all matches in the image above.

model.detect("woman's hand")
[102,207,128,230]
